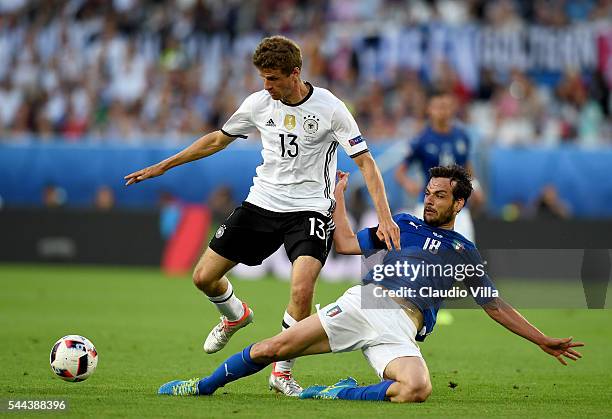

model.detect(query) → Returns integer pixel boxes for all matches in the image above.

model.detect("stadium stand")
[0,0,609,145]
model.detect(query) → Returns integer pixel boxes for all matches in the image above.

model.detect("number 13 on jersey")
[279,134,298,157]
[308,217,326,240]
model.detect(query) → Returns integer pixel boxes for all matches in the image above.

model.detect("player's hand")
[376,217,401,250]
[334,171,349,199]
[404,179,421,197]
[538,336,584,366]
[124,163,166,186]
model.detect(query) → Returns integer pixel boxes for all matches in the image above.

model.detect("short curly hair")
[429,164,473,203]
[252,36,302,76]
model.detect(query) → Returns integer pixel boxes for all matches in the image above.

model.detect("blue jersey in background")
[404,123,471,187]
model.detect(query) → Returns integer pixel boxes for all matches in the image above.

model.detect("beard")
[424,205,455,227]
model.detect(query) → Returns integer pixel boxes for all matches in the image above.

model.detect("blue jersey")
[404,123,471,184]
[356,213,496,341]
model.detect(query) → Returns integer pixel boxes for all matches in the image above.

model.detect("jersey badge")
[326,305,342,317]
[303,114,319,134]
[453,239,465,252]
[349,136,363,146]
[284,114,296,130]
[215,224,226,239]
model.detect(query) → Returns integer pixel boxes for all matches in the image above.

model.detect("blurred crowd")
[0,0,610,146]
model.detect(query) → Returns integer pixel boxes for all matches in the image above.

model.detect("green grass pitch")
[1,264,610,418]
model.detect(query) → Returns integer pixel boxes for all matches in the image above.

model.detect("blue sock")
[197,344,268,395]
[337,380,394,401]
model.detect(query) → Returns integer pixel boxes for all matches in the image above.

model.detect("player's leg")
[158,313,331,396]
[300,286,430,403]
[200,314,330,395]
[195,247,257,353]
[357,299,430,403]
[300,355,431,403]
[201,205,284,353]
[382,356,432,402]
[287,255,322,319]
[270,212,332,395]
[193,246,238,310]
[269,255,323,394]
[251,309,331,362]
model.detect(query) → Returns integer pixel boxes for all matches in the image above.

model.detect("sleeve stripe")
[349,149,370,159]
[220,129,248,139]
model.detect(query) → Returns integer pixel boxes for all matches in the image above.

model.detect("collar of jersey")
[281,81,314,107]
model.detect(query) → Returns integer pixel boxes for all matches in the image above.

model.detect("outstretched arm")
[332,171,361,255]
[482,297,584,365]
[352,152,400,250]
[124,130,236,186]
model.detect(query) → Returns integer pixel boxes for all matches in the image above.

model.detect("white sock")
[208,280,244,321]
[273,311,298,374]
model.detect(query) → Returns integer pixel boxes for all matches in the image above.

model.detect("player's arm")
[332,171,361,255]
[394,138,421,196]
[353,152,401,250]
[465,162,485,211]
[394,161,421,197]
[330,101,400,250]
[482,297,584,365]
[124,130,236,186]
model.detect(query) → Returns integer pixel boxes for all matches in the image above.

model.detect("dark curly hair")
[428,165,473,203]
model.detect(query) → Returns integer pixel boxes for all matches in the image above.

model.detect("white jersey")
[221,82,368,215]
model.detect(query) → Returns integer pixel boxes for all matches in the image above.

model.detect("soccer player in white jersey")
[124,35,400,396]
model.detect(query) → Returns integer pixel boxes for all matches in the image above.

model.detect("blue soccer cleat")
[298,385,327,399]
[158,378,201,396]
[299,377,358,400]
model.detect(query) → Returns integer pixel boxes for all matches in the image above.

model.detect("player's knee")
[251,337,292,362]
[250,341,274,362]
[192,266,206,288]
[395,380,431,403]
[192,265,214,290]
[412,382,432,403]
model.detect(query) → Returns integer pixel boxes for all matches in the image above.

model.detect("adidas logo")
[266,119,276,127]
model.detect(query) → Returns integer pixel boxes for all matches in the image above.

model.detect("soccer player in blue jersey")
[158,165,583,402]
[395,91,484,241]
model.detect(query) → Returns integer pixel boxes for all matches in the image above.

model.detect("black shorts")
[209,201,334,267]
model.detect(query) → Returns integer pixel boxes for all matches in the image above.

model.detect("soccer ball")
[50,335,98,382]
